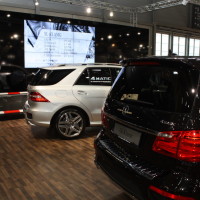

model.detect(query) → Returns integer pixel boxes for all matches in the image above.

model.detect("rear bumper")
[94,131,150,200]
[94,129,200,200]
[23,101,53,127]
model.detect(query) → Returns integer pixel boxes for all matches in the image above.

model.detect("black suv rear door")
[105,60,199,168]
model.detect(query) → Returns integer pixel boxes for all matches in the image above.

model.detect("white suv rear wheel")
[54,108,86,139]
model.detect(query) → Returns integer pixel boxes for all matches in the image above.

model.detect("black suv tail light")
[29,92,50,102]
[101,108,109,128]
[153,130,200,162]
[149,185,196,200]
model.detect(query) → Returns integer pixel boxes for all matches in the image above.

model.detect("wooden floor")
[0,115,136,200]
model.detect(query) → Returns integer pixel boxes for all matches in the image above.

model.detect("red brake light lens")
[178,131,200,162]
[101,108,109,128]
[149,185,196,200]
[152,131,179,159]
[153,130,200,162]
[29,92,50,102]
[129,61,160,66]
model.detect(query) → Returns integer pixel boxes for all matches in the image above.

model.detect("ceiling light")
[86,7,91,13]
[13,34,19,39]
[137,32,141,35]
[34,0,39,6]
[191,88,195,93]
[108,35,112,39]
[182,0,189,5]
[109,11,114,17]
[67,20,71,24]
[6,14,11,18]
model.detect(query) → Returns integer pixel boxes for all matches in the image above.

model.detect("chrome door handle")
[77,90,87,95]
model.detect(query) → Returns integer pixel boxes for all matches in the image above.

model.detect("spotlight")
[86,7,91,13]
[34,0,39,6]
[109,11,114,17]
[13,34,19,39]
[182,0,189,5]
[108,35,112,39]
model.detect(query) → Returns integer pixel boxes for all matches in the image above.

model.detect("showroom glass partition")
[0,10,149,71]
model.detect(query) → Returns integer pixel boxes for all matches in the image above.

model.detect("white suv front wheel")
[54,108,86,139]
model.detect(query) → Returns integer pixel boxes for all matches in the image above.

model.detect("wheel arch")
[51,106,90,127]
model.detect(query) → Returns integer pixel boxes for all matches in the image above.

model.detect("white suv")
[23,64,121,139]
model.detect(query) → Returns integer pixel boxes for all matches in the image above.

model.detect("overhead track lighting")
[47,0,198,14]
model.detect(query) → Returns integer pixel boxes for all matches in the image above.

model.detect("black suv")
[94,58,200,200]
[0,64,29,115]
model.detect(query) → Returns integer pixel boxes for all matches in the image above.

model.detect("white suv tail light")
[29,92,50,102]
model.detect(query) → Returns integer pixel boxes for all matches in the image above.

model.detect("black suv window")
[111,64,199,113]
[30,69,75,86]
[0,65,27,92]
[75,67,120,86]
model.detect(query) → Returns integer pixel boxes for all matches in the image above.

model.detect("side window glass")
[0,67,27,92]
[75,69,90,85]
[89,68,112,86]
[0,68,11,92]
[7,70,27,92]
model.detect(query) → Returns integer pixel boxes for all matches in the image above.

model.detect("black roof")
[120,57,200,70]
[0,64,28,74]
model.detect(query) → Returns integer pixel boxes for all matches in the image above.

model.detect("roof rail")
[82,63,120,65]
[57,63,120,67]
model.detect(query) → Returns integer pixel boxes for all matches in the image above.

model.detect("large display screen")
[24,20,95,68]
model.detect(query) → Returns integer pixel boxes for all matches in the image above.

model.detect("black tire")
[54,108,86,139]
